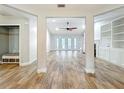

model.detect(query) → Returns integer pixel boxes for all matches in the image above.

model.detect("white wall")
[29,18,37,63]
[94,23,101,41]
[46,30,50,52]
[9,27,19,53]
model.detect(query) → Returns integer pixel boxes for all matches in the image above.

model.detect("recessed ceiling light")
[52,20,56,22]
[56,28,59,31]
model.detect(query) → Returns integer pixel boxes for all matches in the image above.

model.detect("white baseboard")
[85,68,95,74]
[20,59,37,66]
[37,68,47,73]
[97,57,124,69]
[30,58,37,63]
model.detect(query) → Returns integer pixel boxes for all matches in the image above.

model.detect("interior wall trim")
[85,68,95,74]
[37,68,47,73]
[19,59,36,66]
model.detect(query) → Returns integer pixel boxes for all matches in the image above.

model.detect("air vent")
[57,4,65,8]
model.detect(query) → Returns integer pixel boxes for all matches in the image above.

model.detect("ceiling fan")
[59,22,77,31]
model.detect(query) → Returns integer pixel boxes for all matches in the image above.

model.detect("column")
[85,15,95,74]
[37,16,47,73]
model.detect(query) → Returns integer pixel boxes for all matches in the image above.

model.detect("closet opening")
[0,25,20,65]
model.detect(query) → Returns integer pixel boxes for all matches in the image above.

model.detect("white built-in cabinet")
[97,16,124,68]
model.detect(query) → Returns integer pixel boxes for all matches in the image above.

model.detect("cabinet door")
[105,48,110,61]
[110,49,120,65]
[102,48,106,60]
[98,47,104,59]
[102,48,109,61]
[98,47,110,61]
[119,51,124,66]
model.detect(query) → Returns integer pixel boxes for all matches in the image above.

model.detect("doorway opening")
[46,17,86,52]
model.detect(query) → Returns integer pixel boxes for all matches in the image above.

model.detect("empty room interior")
[0,4,124,89]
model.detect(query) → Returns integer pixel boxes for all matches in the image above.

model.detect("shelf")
[101,36,111,38]
[113,40,124,42]
[113,32,124,35]
[101,30,111,33]
[101,23,111,32]
[112,23,124,28]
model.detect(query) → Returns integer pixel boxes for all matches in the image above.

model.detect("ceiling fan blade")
[59,28,67,29]
[70,27,77,29]
[59,27,77,31]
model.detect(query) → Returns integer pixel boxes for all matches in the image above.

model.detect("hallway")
[0,51,124,88]
[46,51,85,88]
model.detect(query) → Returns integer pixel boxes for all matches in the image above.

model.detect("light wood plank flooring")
[0,51,124,89]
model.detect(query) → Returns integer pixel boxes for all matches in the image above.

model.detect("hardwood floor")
[0,51,124,89]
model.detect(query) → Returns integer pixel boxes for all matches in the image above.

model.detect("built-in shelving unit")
[100,17,124,48]
[97,16,124,68]
[113,32,124,35]
[100,23,111,47]
[112,17,124,48]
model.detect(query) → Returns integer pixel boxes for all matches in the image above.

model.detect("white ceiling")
[94,6,124,24]
[10,4,123,14]
[0,5,37,20]
[0,4,123,23]
[0,4,124,35]
[47,17,85,35]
